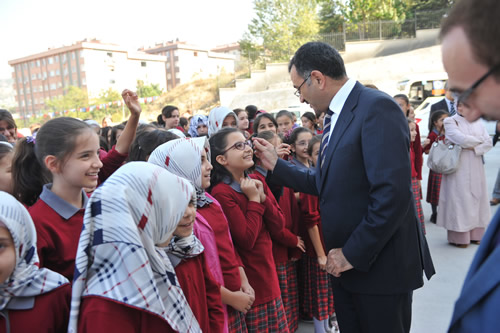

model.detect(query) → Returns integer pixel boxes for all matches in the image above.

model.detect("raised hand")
[121,89,141,117]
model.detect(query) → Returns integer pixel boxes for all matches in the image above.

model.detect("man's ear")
[215,154,227,166]
[44,155,60,174]
[310,70,326,88]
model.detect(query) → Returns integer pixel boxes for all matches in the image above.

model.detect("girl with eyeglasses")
[209,128,290,332]
[252,130,304,332]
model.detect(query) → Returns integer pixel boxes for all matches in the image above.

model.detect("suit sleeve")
[342,96,415,272]
[269,159,319,196]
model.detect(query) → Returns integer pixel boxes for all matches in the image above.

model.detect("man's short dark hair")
[440,0,500,75]
[288,42,346,80]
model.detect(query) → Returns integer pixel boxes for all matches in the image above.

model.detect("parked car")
[397,72,448,108]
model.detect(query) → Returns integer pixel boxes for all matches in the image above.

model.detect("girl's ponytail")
[12,137,50,206]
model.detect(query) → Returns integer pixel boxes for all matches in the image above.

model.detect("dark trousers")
[331,279,413,333]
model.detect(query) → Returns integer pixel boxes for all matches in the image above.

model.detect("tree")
[242,0,320,62]
[136,80,163,98]
[318,0,345,33]
[44,86,89,116]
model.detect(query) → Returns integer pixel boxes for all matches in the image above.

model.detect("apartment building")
[140,40,235,90]
[8,39,166,117]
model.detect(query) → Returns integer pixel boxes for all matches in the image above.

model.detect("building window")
[82,78,86,85]
[72,52,75,60]
[48,57,53,65]
[43,72,47,80]
[30,61,35,68]
[56,69,60,75]
[72,66,76,73]
[33,86,37,93]
[50,83,56,90]
[109,79,115,84]
[64,68,68,76]
[50,70,55,77]
[141,61,146,67]
[80,64,85,71]
[58,82,62,88]
[36,60,40,67]
[37,73,41,79]
[54,55,59,62]
[42,59,46,66]
[62,54,66,63]
[31,74,36,80]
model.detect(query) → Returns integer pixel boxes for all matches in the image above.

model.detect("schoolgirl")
[209,127,289,332]
[0,142,13,194]
[68,162,203,332]
[188,115,209,137]
[252,113,278,135]
[208,107,238,136]
[422,110,449,223]
[275,110,295,140]
[165,192,225,333]
[149,137,254,332]
[409,119,425,233]
[0,191,70,333]
[298,136,336,333]
[234,108,250,139]
[253,130,303,332]
[301,112,322,135]
[10,117,102,280]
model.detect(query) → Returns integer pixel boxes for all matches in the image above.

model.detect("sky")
[0,0,255,79]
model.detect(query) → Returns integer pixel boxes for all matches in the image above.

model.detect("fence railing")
[240,8,449,72]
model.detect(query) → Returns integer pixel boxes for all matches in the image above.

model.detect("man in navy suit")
[440,0,500,332]
[253,41,434,333]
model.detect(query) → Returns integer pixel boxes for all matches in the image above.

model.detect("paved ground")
[297,142,500,333]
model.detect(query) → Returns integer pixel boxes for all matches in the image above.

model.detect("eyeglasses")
[294,73,311,97]
[221,140,253,155]
[451,63,500,106]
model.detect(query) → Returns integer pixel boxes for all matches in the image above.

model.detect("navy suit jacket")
[429,98,450,130]
[449,209,500,332]
[271,82,434,294]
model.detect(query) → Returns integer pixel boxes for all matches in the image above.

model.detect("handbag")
[427,140,462,174]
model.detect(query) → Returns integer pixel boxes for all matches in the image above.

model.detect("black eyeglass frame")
[294,73,312,98]
[220,140,253,155]
[451,63,500,106]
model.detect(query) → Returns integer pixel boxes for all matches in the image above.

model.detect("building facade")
[8,39,166,117]
[140,41,235,91]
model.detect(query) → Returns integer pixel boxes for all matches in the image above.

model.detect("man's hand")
[326,248,353,277]
[252,137,279,171]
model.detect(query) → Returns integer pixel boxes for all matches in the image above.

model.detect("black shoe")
[430,213,436,223]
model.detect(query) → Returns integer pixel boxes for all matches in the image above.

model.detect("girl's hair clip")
[26,136,36,144]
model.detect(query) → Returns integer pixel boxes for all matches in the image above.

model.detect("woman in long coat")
[437,103,493,247]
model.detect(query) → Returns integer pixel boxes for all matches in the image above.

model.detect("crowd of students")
[0,87,446,333]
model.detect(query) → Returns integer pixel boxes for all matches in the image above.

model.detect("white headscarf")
[148,137,213,207]
[0,191,68,310]
[208,106,238,136]
[167,128,186,138]
[68,162,201,333]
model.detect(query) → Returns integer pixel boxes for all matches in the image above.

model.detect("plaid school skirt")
[245,297,289,333]
[299,255,335,320]
[227,306,248,333]
[276,261,299,332]
[412,177,425,234]
[426,170,442,206]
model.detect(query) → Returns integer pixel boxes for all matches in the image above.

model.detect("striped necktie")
[321,109,334,168]
[449,101,456,116]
